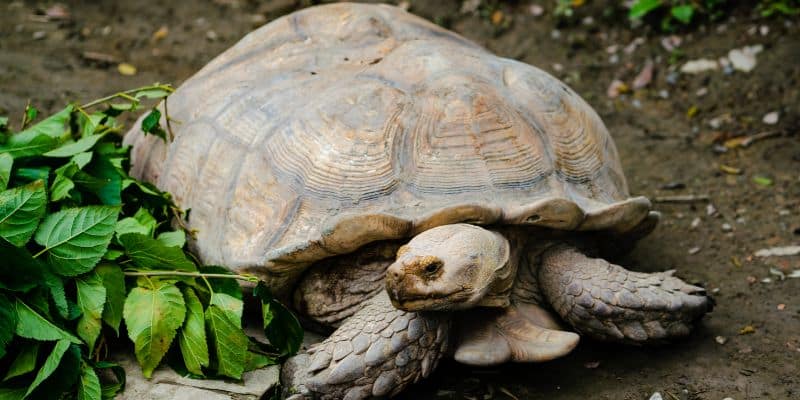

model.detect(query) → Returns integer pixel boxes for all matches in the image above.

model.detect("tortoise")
[125,3,712,399]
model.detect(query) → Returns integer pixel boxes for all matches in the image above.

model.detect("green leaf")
[141,109,161,133]
[78,112,106,138]
[135,88,171,100]
[670,5,694,24]
[0,116,8,130]
[43,271,69,319]
[43,134,106,158]
[95,264,125,335]
[118,233,196,271]
[76,272,106,351]
[50,174,75,202]
[14,298,80,343]
[753,175,773,186]
[24,339,70,397]
[205,293,248,380]
[78,362,101,400]
[115,208,156,237]
[12,166,50,186]
[24,106,38,124]
[0,106,72,159]
[0,241,45,292]
[0,153,11,190]
[629,0,662,19]
[254,282,303,356]
[178,287,209,375]
[0,294,17,358]
[156,230,185,248]
[0,180,46,247]
[123,281,186,378]
[34,206,119,276]
[3,343,38,381]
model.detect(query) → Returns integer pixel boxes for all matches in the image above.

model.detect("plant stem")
[80,84,174,109]
[123,270,257,282]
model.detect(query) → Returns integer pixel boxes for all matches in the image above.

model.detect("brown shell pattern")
[125,3,653,293]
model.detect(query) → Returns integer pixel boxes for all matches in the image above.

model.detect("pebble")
[206,30,219,41]
[32,31,46,40]
[528,4,544,16]
[649,393,663,400]
[760,25,769,36]
[690,217,701,229]
[723,398,734,400]
[715,336,728,345]
[721,223,733,232]
[608,54,620,64]
[680,59,718,74]
[551,30,561,40]
[695,87,708,97]
[582,16,594,26]
[728,45,763,72]
[665,71,680,85]
[658,89,669,99]
[707,204,718,216]
[688,246,701,255]
[762,111,779,125]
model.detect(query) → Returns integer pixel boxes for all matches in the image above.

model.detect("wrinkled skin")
[282,224,711,399]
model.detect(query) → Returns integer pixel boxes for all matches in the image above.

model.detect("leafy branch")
[0,86,302,399]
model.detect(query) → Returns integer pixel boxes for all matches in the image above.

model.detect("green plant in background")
[628,0,729,30]
[0,87,303,399]
[757,0,800,16]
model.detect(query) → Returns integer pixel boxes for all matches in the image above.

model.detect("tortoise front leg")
[539,245,712,344]
[282,291,450,399]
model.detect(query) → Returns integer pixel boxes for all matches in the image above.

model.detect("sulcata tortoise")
[125,3,712,399]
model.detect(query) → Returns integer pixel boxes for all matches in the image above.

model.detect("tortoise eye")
[424,261,442,274]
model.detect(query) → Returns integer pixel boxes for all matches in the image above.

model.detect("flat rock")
[115,352,279,400]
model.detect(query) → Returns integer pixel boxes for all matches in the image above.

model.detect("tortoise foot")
[539,245,712,344]
[281,292,450,399]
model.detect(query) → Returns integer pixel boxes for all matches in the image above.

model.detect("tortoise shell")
[125,3,653,295]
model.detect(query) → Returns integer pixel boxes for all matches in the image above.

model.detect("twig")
[124,270,259,282]
[652,194,710,203]
[80,84,174,109]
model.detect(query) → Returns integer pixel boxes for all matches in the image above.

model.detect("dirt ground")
[1,1,798,399]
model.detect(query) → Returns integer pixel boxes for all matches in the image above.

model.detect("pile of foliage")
[0,86,302,399]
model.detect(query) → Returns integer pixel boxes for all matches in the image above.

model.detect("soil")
[1,1,798,399]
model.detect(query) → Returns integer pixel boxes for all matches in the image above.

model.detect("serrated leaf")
[95,264,124,335]
[141,109,161,133]
[0,387,26,399]
[43,134,106,158]
[78,112,106,138]
[34,206,119,276]
[244,346,277,372]
[78,362,101,400]
[254,282,303,356]
[14,298,80,343]
[25,339,70,397]
[123,282,185,378]
[85,152,123,206]
[94,361,125,400]
[3,343,38,381]
[178,287,209,375]
[0,106,72,159]
[43,271,69,319]
[0,153,11,190]
[118,233,196,271]
[115,208,156,237]
[206,294,247,380]
[0,180,46,247]
[156,230,185,248]
[76,272,106,351]
[0,294,16,359]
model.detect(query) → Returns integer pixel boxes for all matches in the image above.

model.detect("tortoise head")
[386,224,510,311]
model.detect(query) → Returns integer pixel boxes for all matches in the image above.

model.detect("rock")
[715,336,727,345]
[115,352,279,400]
[607,79,628,98]
[762,111,779,125]
[680,59,718,74]
[649,393,663,400]
[632,59,654,89]
[721,223,733,232]
[754,246,800,257]
[728,45,763,72]
[528,5,544,16]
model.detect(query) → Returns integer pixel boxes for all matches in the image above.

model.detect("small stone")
[582,16,594,26]
[632,59,654,89]
[690,217,701,229]
[552,63,564,72]
[760,25,769,35]
[608,54,620,64]
[762,111,779,125]
[117,63,137,76]
[584,361,600,369]
[631,99,642,109]
[706,203,717,216]
[777,304,786,311]
[206,30,218,41]
[528,4,544,16]
[695,87,708,97]
[551,30,561,40]
[649,393,663,400]
[722,398,734,400]
[665,71,680,85]
[32,31,46,40]
[658,89,669,99]
[715,335,727,345]
[688,246,701,255]
[728,45,763,73]
[721,223,732,232]
[397,1,410,11]
[607,80,629,98]
[680,59,718,74]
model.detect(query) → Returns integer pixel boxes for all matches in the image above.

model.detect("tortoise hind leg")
[539,245,712,344]
[282,291,450,399]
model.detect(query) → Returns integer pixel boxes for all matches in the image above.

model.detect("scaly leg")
[539,245,712,343]
[282,291,450,399]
